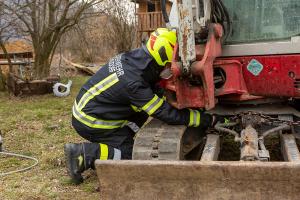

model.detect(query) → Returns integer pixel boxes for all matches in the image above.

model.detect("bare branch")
[2,0,106,79]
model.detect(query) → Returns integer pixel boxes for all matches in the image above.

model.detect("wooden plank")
[158,14,161,28]
[144,14,147,31]
[150,12,153,30]
[0,60,34,66]
[153,12,157,29]
[138,2,147,13]
[136,12,165,32]
[0,52,33,59]
[62,56,101,75]
[138,14,142,31]
[200,134,220,161]
[146,14,150,32]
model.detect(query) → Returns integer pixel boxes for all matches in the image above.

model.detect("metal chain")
[260,113,300,126]
[229,112,300,126]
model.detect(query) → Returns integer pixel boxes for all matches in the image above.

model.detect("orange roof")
[0,40,33,54]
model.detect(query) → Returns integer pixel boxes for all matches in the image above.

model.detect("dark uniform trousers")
[72,111,149,160]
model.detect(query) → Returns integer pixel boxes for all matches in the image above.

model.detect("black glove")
[152,84,165,98]
[211,114,228,127]
[192,112,228,128]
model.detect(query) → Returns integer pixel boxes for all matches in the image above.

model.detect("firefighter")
[64,28,218,184]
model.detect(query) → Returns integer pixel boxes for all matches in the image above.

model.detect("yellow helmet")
[146,28,177,66]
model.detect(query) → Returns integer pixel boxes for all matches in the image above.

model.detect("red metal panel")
[223,55,300,97]
[214,60,247,96]
[165,26,300,109]
[190,24,223,110]
[175,79,205,109]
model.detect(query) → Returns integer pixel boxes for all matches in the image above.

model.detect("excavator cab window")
[223,0,300,44]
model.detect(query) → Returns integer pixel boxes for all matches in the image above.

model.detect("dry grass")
[0,76,100,200]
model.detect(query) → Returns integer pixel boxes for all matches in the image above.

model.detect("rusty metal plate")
[176,0,196,74]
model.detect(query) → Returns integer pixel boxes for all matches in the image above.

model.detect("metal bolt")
[183,67,190,75]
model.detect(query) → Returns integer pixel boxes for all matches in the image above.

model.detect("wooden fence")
[136,12,165,33]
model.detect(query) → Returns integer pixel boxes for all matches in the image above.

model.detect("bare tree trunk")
[0,39,13,90]
[0,39,13,73]
[0,68,5,91]
[34,52,51,79]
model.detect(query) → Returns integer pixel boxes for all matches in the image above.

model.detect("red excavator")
[96,1,300,199]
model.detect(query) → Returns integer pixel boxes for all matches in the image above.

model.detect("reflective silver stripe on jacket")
[73,72,128,129]
[73,105,127,129]
[142,94,164,115]
[77,73,119,110]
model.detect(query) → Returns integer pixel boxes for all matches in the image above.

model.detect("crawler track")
[132,119,187,160]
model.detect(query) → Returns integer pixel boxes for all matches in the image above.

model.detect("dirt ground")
[0,76,102,200]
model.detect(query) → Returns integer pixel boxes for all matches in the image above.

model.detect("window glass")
[223,0,300,44]
[147,2,155,12]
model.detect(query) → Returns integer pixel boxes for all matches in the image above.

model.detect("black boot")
[64,143,103,184]
[64,143,86,184]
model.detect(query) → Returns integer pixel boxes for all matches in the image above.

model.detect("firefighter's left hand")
[211,114,229,127]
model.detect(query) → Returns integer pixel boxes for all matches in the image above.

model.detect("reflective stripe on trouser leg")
[99,143,108,160]
[99,143,121,160]
[113,148,121,160]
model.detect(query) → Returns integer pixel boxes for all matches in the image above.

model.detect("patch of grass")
[60,176,75,186]
[0,76,101,200]
[82,181,98,193]
[219,133,240,161]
